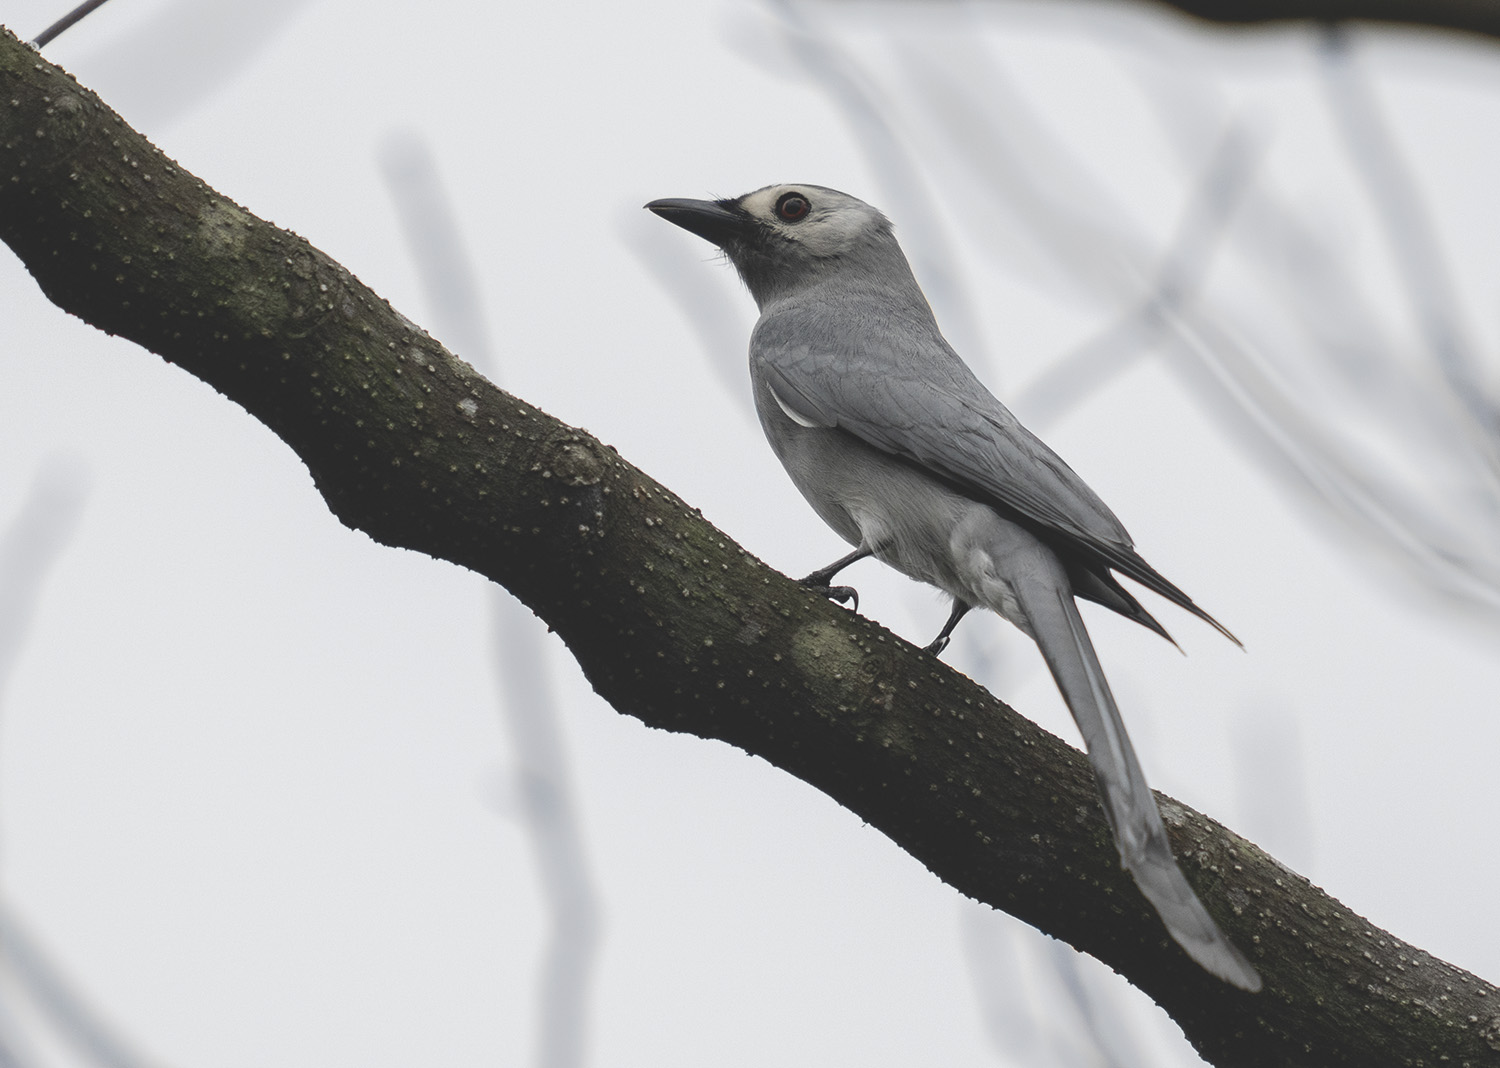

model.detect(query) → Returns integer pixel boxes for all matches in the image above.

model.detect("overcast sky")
[3,1,1500,1066]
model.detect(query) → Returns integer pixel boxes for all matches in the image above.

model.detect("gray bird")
[647,184,1261,992]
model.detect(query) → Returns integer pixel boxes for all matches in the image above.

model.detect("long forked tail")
[1020,584,1262,992]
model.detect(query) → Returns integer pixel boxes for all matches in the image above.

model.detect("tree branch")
[1,28,1496,1067]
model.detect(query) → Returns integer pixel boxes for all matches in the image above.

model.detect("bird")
[645,183,1261,993]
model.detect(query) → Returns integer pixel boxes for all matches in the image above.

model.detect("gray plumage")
[648,184,1261,992]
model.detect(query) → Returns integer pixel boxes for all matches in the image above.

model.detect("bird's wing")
[752,310,1236,641]
[758,331,1126,544]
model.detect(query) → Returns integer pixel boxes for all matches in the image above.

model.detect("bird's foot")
[923,601,970,657]
[799,578,859,613]
[923,634,951,657]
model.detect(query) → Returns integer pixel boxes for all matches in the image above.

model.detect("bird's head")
[646,184,902,308]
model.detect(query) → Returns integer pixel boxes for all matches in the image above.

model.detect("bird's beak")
[645,197,748,247]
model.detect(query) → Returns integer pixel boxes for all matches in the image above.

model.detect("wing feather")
[752,301,1237,642]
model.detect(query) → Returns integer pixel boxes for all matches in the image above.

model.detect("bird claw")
[923,634,951,657]
[801,580,859,613]
[826,584,859,611]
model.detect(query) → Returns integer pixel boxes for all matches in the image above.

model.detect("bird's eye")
[776,193,810,222]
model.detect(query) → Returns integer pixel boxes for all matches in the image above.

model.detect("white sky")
[2,1,1499,1066]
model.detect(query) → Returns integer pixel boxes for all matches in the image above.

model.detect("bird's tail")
[1015,582,1262,992]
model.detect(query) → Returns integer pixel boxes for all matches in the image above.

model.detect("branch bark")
[1,27,1496,1068]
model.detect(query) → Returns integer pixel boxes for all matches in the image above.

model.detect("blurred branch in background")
[0,460,88,704]
[1317,23,1500,459]
[761,0,1500,624]
[1015,120,1261,428]
[1139,0,1500,42]
[0,1002,32,1068]
[33,0,316,131]
[731,1,1477,1061]
[1122,43,1484,538]
[0,462,163,1068]
[962,699,1314,1068]
[27,0,602,1055]
[1230,702,1315,876]
[0,907,156,1068]
[3,0,1495,1062]
[7,31,1499,1058]
[962,900,1154,1068]
[960,697,1316,1068]
[746,0,995,378]
[378,135,602,1068]
[1317,26,1484,399]
[964,693,1318,1068]
[619,208,755,404]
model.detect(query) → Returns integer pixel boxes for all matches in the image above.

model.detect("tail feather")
[1018,582,1262,992]
[1068,564,1178,648]
[1107,549,1242,648]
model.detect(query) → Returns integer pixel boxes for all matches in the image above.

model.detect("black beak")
[645,197,748,247]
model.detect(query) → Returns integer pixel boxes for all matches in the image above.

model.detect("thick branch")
[1,29,1496,1067]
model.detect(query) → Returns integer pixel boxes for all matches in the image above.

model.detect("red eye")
[776,193,810,221]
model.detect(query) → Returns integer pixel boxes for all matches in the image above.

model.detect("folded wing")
[753,310,1236,643]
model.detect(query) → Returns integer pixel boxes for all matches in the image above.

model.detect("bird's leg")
[798,546,873,612]
[924,600,973,656]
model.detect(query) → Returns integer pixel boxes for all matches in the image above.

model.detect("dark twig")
[31,0,114,48]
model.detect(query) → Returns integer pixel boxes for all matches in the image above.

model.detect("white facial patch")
[738,184,888,258]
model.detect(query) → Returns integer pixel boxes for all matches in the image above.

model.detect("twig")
[31,0,114,48]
